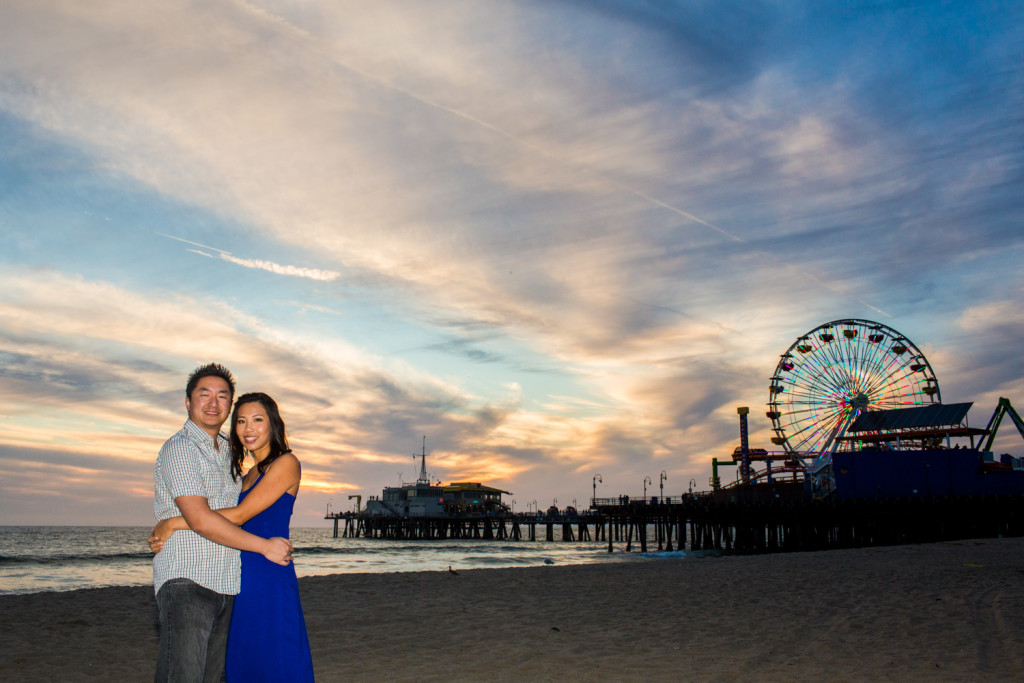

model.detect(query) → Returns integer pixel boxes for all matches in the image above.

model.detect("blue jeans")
[155,578,235,683]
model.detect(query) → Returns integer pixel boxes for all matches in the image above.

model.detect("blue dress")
[226,475,314,682]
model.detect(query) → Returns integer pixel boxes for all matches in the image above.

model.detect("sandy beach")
[2,538,1023,682]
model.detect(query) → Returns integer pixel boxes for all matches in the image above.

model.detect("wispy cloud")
[158,232,340,281]
[219,253,339,281]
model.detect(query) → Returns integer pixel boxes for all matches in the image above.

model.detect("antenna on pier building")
[414,435,431,485]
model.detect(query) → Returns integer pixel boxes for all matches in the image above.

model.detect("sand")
[2,538,1024,682]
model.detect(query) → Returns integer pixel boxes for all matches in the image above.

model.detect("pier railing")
[592,495,705,506]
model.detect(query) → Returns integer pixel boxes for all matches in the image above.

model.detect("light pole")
[660,471,667,502]
[643,475,651,501]
[592,473,603,505]
[689,478,696,495]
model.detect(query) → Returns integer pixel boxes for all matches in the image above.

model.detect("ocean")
[0,525,685,595]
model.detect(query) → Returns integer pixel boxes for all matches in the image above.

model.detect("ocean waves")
[1,526,678,595]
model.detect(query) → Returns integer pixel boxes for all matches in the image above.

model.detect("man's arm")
[176,495,293,565]
[150,457,301,550]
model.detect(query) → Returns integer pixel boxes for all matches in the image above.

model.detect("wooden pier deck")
[326,493,1024,554]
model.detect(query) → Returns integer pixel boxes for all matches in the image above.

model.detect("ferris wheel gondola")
[767,319,941,470]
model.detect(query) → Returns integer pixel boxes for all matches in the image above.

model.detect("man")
[153,363,293,682]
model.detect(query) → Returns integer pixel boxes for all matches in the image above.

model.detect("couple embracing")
[152,363,315,682]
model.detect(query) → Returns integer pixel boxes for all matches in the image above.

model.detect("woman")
[151,392,314,682]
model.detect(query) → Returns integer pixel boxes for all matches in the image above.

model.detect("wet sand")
[2,538,1023,681]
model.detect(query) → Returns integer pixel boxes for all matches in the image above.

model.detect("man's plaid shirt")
[153,419,241,596]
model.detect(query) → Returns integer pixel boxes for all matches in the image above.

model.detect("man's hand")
[148,535,164,553]
[262,536,294,565]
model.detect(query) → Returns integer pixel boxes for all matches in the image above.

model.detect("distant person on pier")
[151,390,314,682]
[152,365,294,682]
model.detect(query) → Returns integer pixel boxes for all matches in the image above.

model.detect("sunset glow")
[1,1,1022,527]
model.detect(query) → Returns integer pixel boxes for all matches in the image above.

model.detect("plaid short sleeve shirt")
[153,419,242,596]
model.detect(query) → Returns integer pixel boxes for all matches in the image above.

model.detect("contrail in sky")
[156,232,229,254]
[156,232,340,282]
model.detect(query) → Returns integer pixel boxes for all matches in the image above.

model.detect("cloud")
[5,0,1017,352]
[219,253,339,281]
[0,1,1022,525]
[0,266,614,523]
[158,232,340,281]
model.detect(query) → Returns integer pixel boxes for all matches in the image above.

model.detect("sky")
[1,1,1022,528]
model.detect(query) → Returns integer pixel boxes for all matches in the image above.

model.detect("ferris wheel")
[767,319,940,465]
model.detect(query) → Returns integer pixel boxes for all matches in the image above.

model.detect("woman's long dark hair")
[229,392,291,480]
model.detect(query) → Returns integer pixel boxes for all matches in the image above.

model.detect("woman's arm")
[224,453,301,525]
[150,516,190,544]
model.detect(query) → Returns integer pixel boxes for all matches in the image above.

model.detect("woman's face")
[235,401,271,458]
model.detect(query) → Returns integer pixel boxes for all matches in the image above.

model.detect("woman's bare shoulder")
[267,451,301,473]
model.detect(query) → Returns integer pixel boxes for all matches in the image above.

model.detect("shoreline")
[0,526,629,596]
[3,538,1024,681]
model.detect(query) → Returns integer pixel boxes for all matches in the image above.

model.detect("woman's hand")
[148,518,179,553]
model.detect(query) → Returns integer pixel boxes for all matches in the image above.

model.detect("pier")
[592,493,1024,553]
[326,492,1024,554]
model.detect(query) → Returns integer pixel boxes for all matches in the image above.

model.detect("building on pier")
[440,482,511,516]
[362,437,512,518]
[363,481,512,518]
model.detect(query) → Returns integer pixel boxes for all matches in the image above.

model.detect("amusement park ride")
[328,318,1023,550]
[715,318,1024,499]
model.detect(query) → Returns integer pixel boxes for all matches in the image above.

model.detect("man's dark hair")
[185,363,236,401]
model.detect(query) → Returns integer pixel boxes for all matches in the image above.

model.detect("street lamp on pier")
[592,473,602,505]
[643,475,651,501]
[660,471,667,501]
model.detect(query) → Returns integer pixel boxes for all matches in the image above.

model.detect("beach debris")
[448,565,459,575]
[543,558,555,565]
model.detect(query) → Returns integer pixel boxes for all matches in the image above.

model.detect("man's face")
[186,376,232,436]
